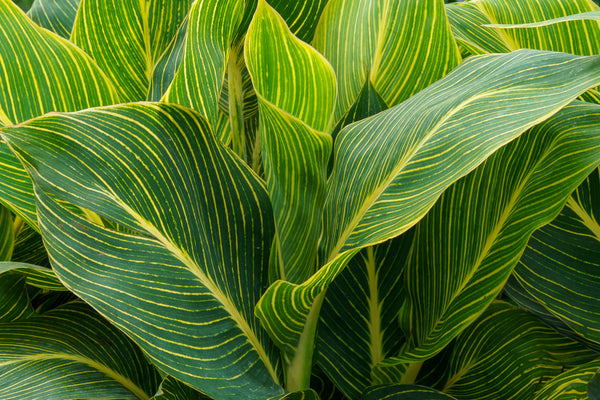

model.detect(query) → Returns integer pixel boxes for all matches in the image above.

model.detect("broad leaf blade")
[245,0,335,283]
[532,359,600,400]
[417,301,596,400]
[0,0,119,227]
[391,101,600,362]
[0,262,63,291]
[0,301,160,400]
[361,385,456,400]
[26,0,80,38]
[72,0,192,102]
[152,376,211,400]
[2,103,285,399]
[313,0,460,121]
[0,272,36,321]
[511,167,600,346]
[0,205,13,261]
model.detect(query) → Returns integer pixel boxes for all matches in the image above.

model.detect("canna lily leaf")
[258,50,600,369]
[0,205,13,261]
[0,301,161,400]
[485,9,600,27]
[162,0,243,132]
[72,0,192,102]
[0,0,119,228]
[416,301,596,400]
[268,0,328,43]
[361,384,456,400]
[26,0,80,38]
[531,358,600,400]
[0,272,36,322]
[0,262,63,291]
[510,167,600,346]
[11,220,50,268]
[316,233,414,399]
[1,102,286,399]
[152,376,211,400]
[245,0,335,283]
[387,101,600,362]
[313,0,461,121]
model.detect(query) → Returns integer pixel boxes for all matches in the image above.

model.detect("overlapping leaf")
[417,301,595,400]
[257,50,600,368]
[0,301,160,400]
[72,0,192,102]
[532,358,600,400]
[0,272,36,322]
[2,103,286,399]
[0,0,118,227]
[380,101,600,363]
[317,233,414,399]
[313,0,460,121]
[510,167,600,346]
[27,0,80,38]
[152,376,211,400]
[0,205,12,260]
[245,0,335,283]
[361,385,456,400]
[0,262,63,291]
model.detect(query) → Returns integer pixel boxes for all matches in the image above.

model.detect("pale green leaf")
[2,102,286,399]
[386,101,600,362]
[313,0,460,121]
[532,358,600,400]
[0,0,119,228]
[27,0,80,38]
[245,0,335,283]
[511,167,600,346]
[417,301,596,400]
[0,301,161,400]
[72,0,193,102]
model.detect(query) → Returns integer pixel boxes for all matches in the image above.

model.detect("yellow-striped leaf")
[72,0,192,102]
[386,101,600,362]
[361,385,456,400]
[268,0,328,43]
[416,301,596,400]
[510,167,600,346]
[532,359,600,400]
[0,0,119,228]
[1,103,286,399]
[152,376,211,400]
[0,272,36,321]
[0,301,161,400]
[162,0,242,133]
[316,234,414,399]
[11,219,50,268]
[245,0,335,283]
[27,0,80,38]
[0,205,13,261]
[313,0,460,122]
[0,262,63,291]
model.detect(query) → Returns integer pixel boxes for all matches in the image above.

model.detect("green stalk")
[227,43,246,161]
[400,361,424,385]
[285,291,326,392]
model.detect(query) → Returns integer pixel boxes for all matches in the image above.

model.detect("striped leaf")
[152,376,211,400]
[0,262,63,291]
[0,272,36,322]
[1,103,286,399]
[26,0,80,38]
[268,0,328,43]
[382,101,600,363]
[316,233,414,399]
[72,0,192,102]
[446,0,600,58]
[245,0,335,283]
[257,50,600,370]
[162,0,242,132]
[0,0,118,227]
[0,205,13,261]
[510,167,600,346]
[361,385,456,400]
[532,358,600,400]
[417,301,596,400]
[313,0,460,121]
[11,219,50,268]
[0,301,161,400]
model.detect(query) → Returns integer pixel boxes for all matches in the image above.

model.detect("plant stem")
[285,291,326,392]
[228,43,246,161]
[400,361,424,385]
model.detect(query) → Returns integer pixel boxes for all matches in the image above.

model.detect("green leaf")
[268,0,329,43]
[320,50,600,263]
[361,385,456,400]
[485,9,600,28]
[313,0,460,121]
[152,376,211,400]
[417,301,596,400]
[281,390,320,400]
[590,370,600,400]
[2,102,286,399]
[0,0,119,227]
[316,233,414,399]
[511,167,600,346]
[245,0,335,283]
[0,301,160,400]
[0,262,64,291]
[386,101,600,362]
[26,0,80,38]
[11,220,50,268]
[0,271,36,321]
[162,0,242,133]
[72,0,192,102]
[531,358,600,400]
[0,205,13,261]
